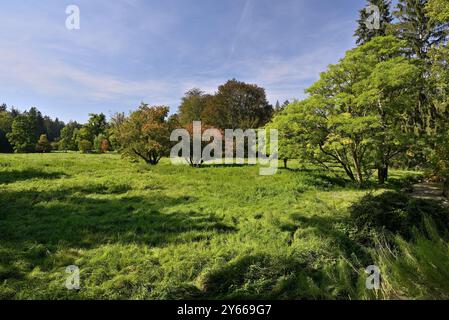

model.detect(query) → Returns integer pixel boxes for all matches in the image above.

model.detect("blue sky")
[0,0,365,123]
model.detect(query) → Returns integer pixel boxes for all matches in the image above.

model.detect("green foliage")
[78,139,93,153]
[265,101,311,167]
[6,115,37,153]
[296,36,419,184]
[426,0,449,23]
[114,104,174,165]
[93,134,109,153]
[354,0,394,45]
[0,109,13,153]
[374,221,449,299]
[86,113,107,138]
[350,191,449,240]
[202,79,273,130]
[36,134,52,153]
[59,122,81,151]
[178,88,211,126]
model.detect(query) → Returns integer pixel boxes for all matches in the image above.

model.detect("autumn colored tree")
[114,104,174,165]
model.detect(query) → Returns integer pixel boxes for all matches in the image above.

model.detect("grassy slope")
[0,153,419,299]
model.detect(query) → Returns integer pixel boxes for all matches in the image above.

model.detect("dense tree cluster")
[0,105,64,153]
[267,0,449,187]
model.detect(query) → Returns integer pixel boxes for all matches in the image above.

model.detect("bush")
[78,140,93,153]
[350,191,449,240]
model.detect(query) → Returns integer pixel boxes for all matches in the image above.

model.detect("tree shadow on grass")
[289,213,370,263]
[0,188,236,250]
[0,169,66,184]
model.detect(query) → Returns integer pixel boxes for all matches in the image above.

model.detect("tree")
[355,0,394,45]
[59,122,81,151]
[43,116,65,142]
[78,140,93,153]
[94,134,109,153]
[178,88,211,125]
[202,79,273,130]
[100,139,110,153]
[394,0,449,134]
[293,37,419,184]
[7,115,37,153]
[426,0,449,24]
[265,101,307,169]
[87,113,107,138]
[75,127,93,149]
[426,1,449,196]
[27,107,45,140]
[114,104,174,165]
[0,108,13,153]
[36,134,51,153]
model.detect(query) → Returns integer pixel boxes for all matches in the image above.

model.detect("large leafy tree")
[86,113,107,138]
[36,134,52,153]
[59,121,81,151]
[202,79,273,130]
[178,88,212,126]
[7,114,37,153]
[294,37,419,184]
[355,0,394,45]
[265,101,308,169]
[114,104,174,165]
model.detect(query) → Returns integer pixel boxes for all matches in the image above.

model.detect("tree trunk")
[377,164,389,185]
[283,158,288,169]
[443,179,449,199]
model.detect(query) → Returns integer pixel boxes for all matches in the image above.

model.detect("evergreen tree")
[394,0,449,134]
[355,0,393,45]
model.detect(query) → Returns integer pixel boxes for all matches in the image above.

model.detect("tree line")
[0,79,275,159]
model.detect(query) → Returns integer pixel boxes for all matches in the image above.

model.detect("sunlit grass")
[0,153,423,299]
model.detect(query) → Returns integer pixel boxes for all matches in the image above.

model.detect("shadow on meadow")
[0,186,236,250]
[0,169,66,184]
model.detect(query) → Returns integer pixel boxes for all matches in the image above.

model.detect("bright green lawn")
[0,153,419,299]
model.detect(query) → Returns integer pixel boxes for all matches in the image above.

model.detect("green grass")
[0,153,423,299]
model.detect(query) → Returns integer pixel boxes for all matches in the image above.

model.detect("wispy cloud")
[0,0,360,121]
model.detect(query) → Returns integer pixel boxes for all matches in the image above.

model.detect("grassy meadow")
[0,153,443,299]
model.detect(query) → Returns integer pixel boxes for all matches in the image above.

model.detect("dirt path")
[411,182,449,207]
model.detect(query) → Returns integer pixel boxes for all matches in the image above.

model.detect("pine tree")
[394,0,448,60]
[354,0,393,45]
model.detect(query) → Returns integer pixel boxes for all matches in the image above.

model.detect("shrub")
[78,140,93,153]
[350,191,449,240]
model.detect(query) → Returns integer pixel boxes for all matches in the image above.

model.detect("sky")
[0,0,365,123]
